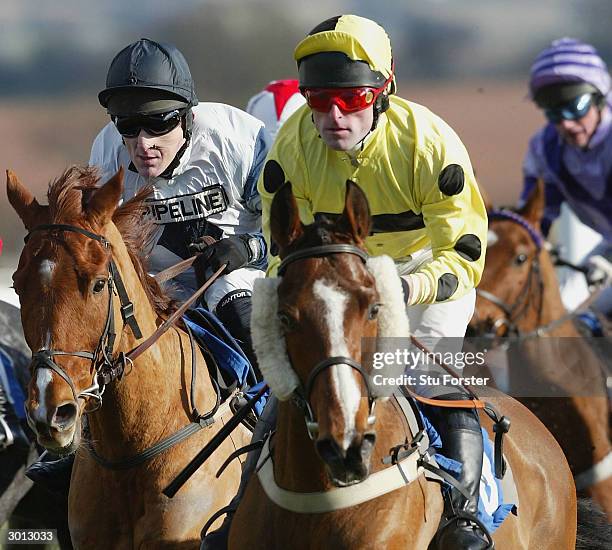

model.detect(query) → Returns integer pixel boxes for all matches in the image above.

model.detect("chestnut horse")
[470,181,612,520]
[7,167,249,548]
[230,181,576,549]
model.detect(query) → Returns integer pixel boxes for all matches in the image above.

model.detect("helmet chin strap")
[354,130,372,154]
[371,92,390,131]
[158,136,190,180]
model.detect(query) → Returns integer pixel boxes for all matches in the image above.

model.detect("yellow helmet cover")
[294,15,395,91]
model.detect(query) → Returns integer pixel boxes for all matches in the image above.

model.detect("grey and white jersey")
[89,102,271,300]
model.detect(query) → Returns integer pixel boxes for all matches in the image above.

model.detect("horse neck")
[272,398,409,492]
[86,224,213,457]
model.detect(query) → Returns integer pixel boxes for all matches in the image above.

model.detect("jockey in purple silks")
[521,38,612,330]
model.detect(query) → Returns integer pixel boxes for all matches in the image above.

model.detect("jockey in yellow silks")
[204,15,492,550]
[259,15,491,550]
[260,93,486,305]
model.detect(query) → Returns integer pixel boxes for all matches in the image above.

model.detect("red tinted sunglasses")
[302,62,395,114]
[302,86,381,113]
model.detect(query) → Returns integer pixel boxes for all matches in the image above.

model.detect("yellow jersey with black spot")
[257,96,487,304]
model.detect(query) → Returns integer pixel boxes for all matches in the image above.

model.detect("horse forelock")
[286,221,354,256]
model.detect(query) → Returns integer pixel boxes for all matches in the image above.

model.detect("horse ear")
[270,182,304,254]
[6,170,47,230]
[338,180,371,244]
[87,167,124,226]
[518,179,545,229]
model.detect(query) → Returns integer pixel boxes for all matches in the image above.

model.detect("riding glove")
[190,235,255,274]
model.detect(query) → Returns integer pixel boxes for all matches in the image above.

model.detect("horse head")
[470,180,546,336]
[253,180,409,487]
[7,167,166,454]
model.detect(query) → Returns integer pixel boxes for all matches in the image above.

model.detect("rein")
[26,224,142,410]
[25,223,228,469]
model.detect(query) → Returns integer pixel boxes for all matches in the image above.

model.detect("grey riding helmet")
[98,38,198,117]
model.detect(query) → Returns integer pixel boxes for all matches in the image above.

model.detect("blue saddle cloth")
[183,307,268,416]
[0,346,26,421]
[419,409,516,534]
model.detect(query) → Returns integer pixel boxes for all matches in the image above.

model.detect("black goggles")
[113,109,185,138]
[544,93,594,124]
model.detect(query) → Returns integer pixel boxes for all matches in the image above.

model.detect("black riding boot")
[423,399,493,550]
[214,291,262,381]
[25,412,79,495]
[25,452,74,495]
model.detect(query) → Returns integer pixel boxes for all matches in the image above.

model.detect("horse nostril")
[34,419,51,437]
[316,437,345,464]
[52,402,78,431]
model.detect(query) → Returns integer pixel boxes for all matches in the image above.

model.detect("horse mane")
[47,166,176,316]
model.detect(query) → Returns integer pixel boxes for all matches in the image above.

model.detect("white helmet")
[246,79,305,139]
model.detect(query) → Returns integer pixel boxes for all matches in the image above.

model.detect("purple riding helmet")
[529,38,611,107]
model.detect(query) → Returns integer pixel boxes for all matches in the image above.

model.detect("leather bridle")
[475,210,544,337]
[24,223,225,469]
[25,224,143,413]
[277,244,377,439]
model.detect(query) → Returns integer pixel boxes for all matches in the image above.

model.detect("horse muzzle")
[26,399,80,453]
[316,432,376,487]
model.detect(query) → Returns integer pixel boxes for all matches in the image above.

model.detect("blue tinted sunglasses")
[544,93,594,124]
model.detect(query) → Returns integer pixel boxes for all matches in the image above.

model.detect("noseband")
[278,244,377,439]
[25,224,142,412]
[476,210,544,337]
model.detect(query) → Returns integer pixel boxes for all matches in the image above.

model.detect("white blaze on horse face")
[313,279,360,451]
[38,259,55,286]
[34,367,53,419]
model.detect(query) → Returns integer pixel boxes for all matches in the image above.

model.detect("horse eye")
[278,311,296,332]
[368,303,381,320]
[514,253,528,266]
[93,279,106,294]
